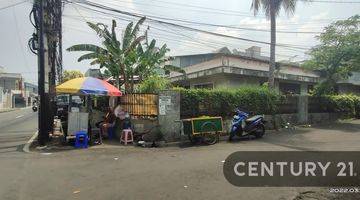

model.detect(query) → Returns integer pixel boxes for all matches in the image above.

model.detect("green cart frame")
[182,117,223,145]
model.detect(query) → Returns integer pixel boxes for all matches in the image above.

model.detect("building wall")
[24,83,38,94]
[171,56,320,80]
[24,83,38,106]
[0,77,22,109]
[0,77,19,91]
[0,89,12,109]
[172,54,216,68]
[188,74,265,89]
[170,55,322,95]
[187,74,310,95]
[337,84,360,95]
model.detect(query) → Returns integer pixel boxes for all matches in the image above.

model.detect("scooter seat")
[245,115,263,123]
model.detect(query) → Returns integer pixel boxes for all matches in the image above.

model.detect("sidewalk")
[0,108,17,113]
[30,119,360,153]
[0,106,32,113]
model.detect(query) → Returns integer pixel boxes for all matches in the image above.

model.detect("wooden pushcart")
[181,116,223,145]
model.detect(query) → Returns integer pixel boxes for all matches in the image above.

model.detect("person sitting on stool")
[96,107,116,138]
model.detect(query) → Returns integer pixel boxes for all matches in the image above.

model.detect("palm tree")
[67,18,146,92]
[68,18,185,93]
[251,0,303,88]
[125,38,185,92]
[135,39,185,79]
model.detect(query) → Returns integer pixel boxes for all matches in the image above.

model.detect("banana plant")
[128,39,186,91]
[67,18,146,92]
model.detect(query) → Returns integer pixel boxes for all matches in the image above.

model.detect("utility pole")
[29,0,62,145]
[37,0,47,146]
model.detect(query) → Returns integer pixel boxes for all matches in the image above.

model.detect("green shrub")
[355,97,360,118]
[324,94,360,118]
[177,86,281,118]
[138,76,172,93]
[176,87,360,118]
[355,96,360,119]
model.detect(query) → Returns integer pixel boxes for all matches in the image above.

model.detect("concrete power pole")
[35,0,63,145]
[37,0,47,145]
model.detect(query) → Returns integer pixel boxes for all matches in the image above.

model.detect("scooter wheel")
[254,124,265,138]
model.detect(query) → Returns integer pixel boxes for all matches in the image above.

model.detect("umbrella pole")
[86,96,92,143]
[87,96,92,113]
[68,95,72,113]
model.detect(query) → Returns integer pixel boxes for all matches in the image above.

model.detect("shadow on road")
[312,121,360,133]
[0,143,25,154]
[0,130,36,134]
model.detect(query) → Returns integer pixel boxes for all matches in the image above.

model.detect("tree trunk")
[269,0,276,89]
[130,77,134,94]
[120,64,129,94]
[116,72,120,89]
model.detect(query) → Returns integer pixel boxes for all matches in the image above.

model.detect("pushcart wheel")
[200,122,219,145]
[203,132,219,145]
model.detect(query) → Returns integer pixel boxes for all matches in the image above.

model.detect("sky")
[0,0,359,84]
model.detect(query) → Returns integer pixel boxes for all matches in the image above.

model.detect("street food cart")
[181,116,223,145]
[56,77,122,142]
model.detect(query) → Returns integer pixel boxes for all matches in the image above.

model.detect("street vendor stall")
[56,77,122,144]
[181,116,223,145]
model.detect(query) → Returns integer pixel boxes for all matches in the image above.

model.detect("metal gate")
[120,93,158,118]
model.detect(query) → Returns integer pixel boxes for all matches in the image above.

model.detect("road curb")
[23,131,38,153]
[0,106,31,113]
[0,108,17,113]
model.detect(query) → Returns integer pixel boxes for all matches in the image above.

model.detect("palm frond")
[124,35,146,55]
[87,22,107,37]
[77,52,99,62]
[148,39,156,50]
[251,0,300,18]
[281,0,298,16]
[66,44,105,52]
[122,22,134,49]
[251,0,261,15]
[90,59,101,65]
[136,44,144,55]
[111,20,120,48]
[158,44,169,55]
[131,17,146,38]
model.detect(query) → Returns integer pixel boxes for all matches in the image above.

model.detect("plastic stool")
[120,129,134,145]
[75,131,88,149]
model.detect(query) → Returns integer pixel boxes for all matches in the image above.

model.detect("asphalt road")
[0,108,37,200]
[0,107,37,154]
[0,114,359,200]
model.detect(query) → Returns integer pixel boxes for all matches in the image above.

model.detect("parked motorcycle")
[32,104,38,112]
[229,109,266,141]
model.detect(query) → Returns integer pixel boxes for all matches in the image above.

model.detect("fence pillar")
[158,90,181,142]
[297,95,308,124]
[300,83,308,95]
